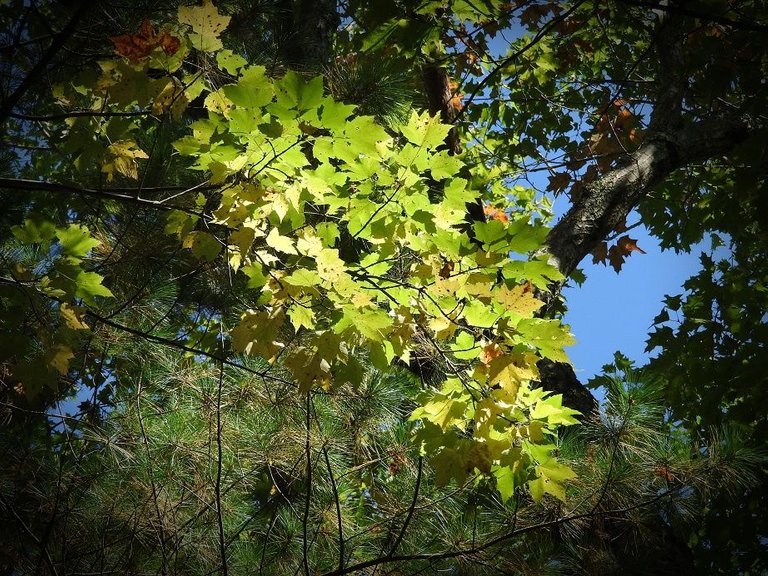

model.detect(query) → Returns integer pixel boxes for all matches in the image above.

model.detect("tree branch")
[544,115,752,279]
[0,177,213,217]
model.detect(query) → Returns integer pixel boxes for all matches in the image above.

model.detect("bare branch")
[0,177,214,217]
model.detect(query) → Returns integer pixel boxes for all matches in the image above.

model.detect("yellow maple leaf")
[177,0,230,52]
[495,282,544,316]
[101,140,148,182]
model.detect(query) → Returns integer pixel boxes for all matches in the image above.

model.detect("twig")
[323,446,345,572]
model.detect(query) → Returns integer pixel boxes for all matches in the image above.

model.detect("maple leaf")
[178,0,231,52]
[617,235,646,255]
[111,20,181,62]
[494,282,544,316]
[592,241,608,265]
[448,80,463,112]
[101,140,148,182]
[480,343,503,365]
[483,204,509,223]
[607,244,625,273]
[547,171,571,194]
[439,260,455,279]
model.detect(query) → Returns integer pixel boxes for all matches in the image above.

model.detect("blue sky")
[558,211,703,383]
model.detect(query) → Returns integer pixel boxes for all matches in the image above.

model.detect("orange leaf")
[111,20,181,62]
[439,260,455,279]
[483,204,509,223]
[480,343,503,365]
[617,235,646,255]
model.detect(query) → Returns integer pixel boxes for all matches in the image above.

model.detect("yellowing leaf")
[47,344,74,375]
[178,0,230,52]
[296,232,323,256]
[183,231,222,261]
[316,248,345,283]
[412,396,468,430]
[287,304,315,331]
[266,227,297,255]
[495,282,544,316]
[284,346,332,392]
[230,309,285,362]
[487,353,537,400]
[529,459,576,503]
[101,140,148,182]
[60,303,89,331]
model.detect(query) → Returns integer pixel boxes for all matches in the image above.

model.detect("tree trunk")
[274,0,339,70]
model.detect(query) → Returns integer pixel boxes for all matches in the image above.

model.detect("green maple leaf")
[242,262,268,289]
[336,306,393,342]
[451,331,479,360]
[343,116,390,156]
[276,71,324,111]
[515,318,575,363]
[12,217,56,246]
[319,98,356,131]
[400,110,451,150]
[75,271,114,302]
[183,231,221,262]
[216,49,247,74]
[56,224,100,258]
[530,394,581,425]
[223,65,273,109]
[287,304,315,331]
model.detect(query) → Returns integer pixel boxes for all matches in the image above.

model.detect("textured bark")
[422,64,462,155]
[275,0,339,69]
[536,358,597,417]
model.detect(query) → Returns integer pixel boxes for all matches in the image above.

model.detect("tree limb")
[544,115,752,280]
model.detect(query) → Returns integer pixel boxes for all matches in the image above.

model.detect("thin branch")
[134,379,170,573]
[455,0,587,124]
[83,310,295,387]
[322,489,680,576]
[214,337,229,576]
[387,456,423,557]
[302,392,313,576]
[322,446,345,572]
[0,1,89,125]
[9,110,156,121]
[0,177,214,217]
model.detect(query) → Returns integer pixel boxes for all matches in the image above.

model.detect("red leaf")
[592,242,608,265]
[607,244,625,273]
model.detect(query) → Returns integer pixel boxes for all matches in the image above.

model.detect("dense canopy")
[0,1,766,574]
